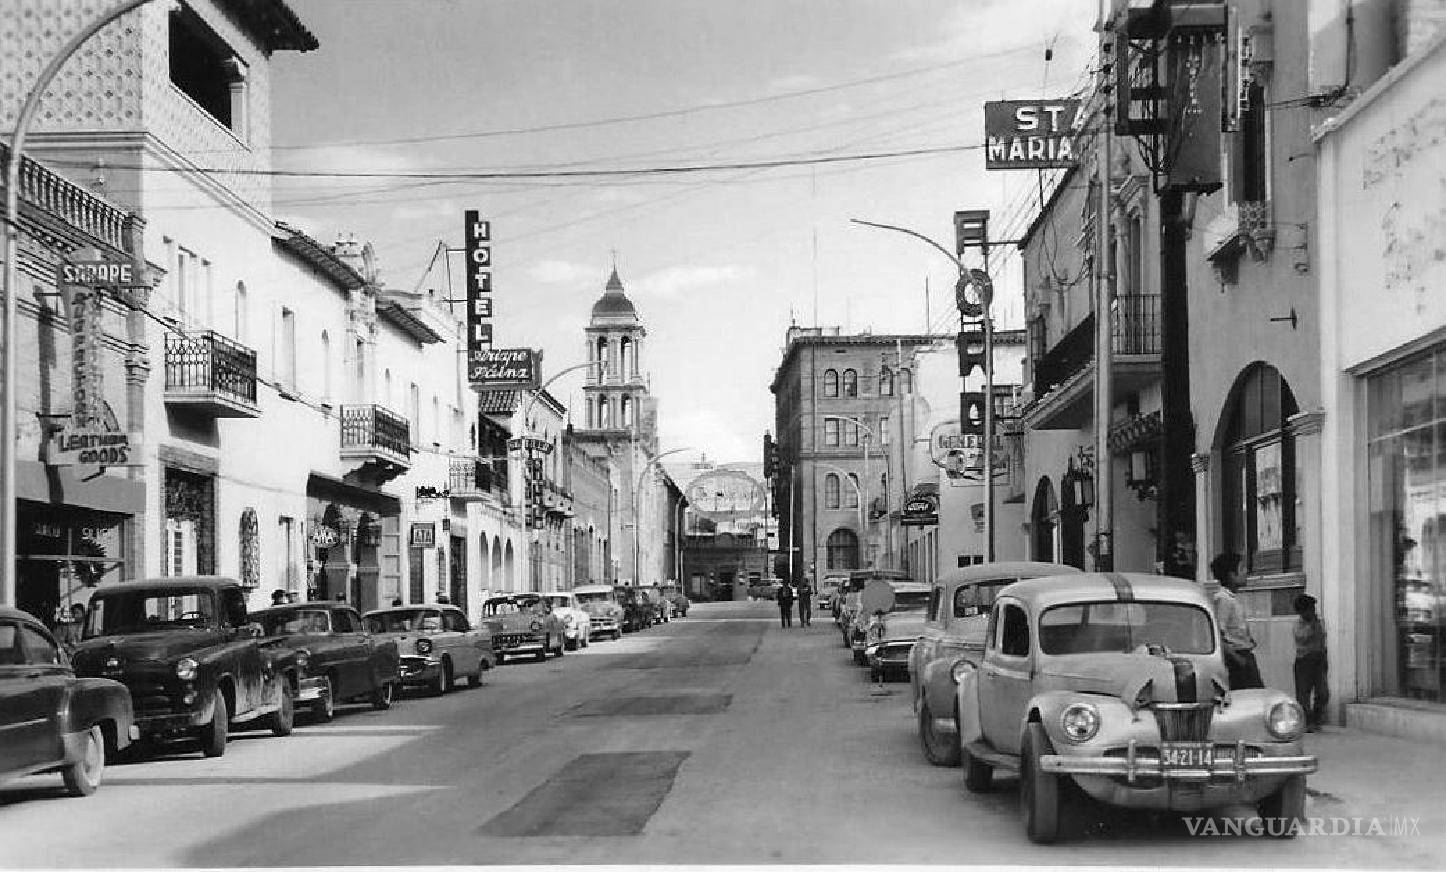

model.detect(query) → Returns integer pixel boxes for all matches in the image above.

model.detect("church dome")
[590,267,638,323]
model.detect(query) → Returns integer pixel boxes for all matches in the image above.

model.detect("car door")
[441,608,476,675]
[911,584,945,703]
[329,609,370,698]
[978,598,1034,755]
[0,619,66,772]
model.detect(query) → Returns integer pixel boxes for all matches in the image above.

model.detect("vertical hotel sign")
[464,211,493,357]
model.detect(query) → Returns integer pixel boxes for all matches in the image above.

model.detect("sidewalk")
[1300,723,1446,826]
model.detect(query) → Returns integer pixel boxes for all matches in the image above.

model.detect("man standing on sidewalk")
[1211,553,1263,689]
[796,581,813,627]
[776,581,795,628]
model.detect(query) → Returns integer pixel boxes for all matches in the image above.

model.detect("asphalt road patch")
[478,751,690,837]
[568,693,732,717]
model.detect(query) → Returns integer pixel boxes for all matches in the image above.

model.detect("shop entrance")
[16,501,128,626]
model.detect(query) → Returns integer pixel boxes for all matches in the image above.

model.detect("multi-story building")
[673,458,770,600]
[563,425,615,586]
[770,326,937,589]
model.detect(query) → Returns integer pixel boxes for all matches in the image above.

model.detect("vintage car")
[817,575,848,610]
[541,592,593,650]
[1,607,138,797]
[362,604,495,692]
[252,602,402,721]
[70,577,294,758]
[478,594,566,661]
[748,579,781,601]
[912,561,1083,766]
[639,585,673,623]
[839,569,911,648]
[658,582,690,618]
[573,584,624,641]
[614,585,655,632]
[949,573,1317,843]
[858,582,932,679]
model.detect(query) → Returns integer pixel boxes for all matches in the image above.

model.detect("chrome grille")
[497,633,536,647]
[1151,703,1214,741]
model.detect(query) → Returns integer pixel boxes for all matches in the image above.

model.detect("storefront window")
[16,502,127,625]
[1367,346,1446,702]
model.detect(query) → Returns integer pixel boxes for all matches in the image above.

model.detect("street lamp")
[632,447,692,587]
[2,0,160,606]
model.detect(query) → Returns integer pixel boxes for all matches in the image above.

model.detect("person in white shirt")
[1211,553,1263,689]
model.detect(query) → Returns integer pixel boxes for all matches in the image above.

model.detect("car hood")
[1039,651,1228,703]
[72,630,226,668]
[869,611,927,643]
[579,602,622,617]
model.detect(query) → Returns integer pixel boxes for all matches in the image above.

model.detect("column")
[223,58,250,143]
[1190,452,1211,584]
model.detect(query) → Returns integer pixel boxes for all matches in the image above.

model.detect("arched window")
[826,528,859,570]
[879,366,894,396]
[1220,363,1300,575]
[824,474,840,510]
[599,396,611,428]
[823,369,839,397]
[597,336,610,376]
[238,508,259,589]
[842,369,858,397]
[900,368,913,394]
[844,473,860,508]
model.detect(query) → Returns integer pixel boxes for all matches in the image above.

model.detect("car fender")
[918,654,957,717]
[1019,690,1135,748]
[953,661,983,745]
[63,678,137,748]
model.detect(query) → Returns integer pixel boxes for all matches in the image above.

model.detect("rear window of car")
[894,591,931,611]
[1038,601,1216,655]
[953,580,1014,618]
[365,609,430,633]
[260,609,331,636]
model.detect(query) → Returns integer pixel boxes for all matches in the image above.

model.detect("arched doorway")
[1059,472,1087,569]
[825,528,859,571]
[1216,362,1300,576]
[1030,478,1058,563]
[492,535,503,592]
[353,512,379,611]
[504,539,516,591]
[479,534,491,597]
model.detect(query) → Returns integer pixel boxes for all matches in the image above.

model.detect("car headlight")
[1060,703,1101,743]
[1266,700,1306,740]
[294,649,310,673]
[530,619,543,631]
[864,644,880,658]
[415,638,433,655]
[175,657,198,682]
[949,659,975,685]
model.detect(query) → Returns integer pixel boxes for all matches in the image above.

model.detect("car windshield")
[484,599,521,616]
[1038,601,1216,655]
[258,609,331,636]
[575,592,613,605]
[84,589,217,637]
[365,609,435,633]
[893,591,930,611]
[542,596,569,609]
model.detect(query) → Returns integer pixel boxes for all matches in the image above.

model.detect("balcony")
[164,331,260,418]
[542,482,574,518]
[449,458,507,503]
[1023,295,1162,431]
[3,143,129,252]
[340,404,411,478]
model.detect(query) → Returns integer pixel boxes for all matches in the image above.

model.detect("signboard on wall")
[469,347,539,390]
[409,523,436,549]
[984,100,1082,170]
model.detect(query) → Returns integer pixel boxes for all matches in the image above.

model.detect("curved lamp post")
[2,0,160,606]
[632,447,692,586]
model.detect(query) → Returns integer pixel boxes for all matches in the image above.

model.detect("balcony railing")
[1112,294,1161,356]
[340,404,411,465]
[164,331,260,418]
[450,458,507,501]
[2,143,129,251]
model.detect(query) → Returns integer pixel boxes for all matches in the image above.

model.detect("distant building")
[670,458,770,600]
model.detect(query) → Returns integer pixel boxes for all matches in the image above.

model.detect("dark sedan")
[1,607,138,797]
[251,603,402,722]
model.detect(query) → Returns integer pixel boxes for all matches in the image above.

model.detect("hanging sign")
[465,211,495,384]
[984,100,1082,170]
[409,523,436,548]
[470,347,539,390]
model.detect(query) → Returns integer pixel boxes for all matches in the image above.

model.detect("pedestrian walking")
[56,603,86,653]
[796,581,813,627]
[270,589,288,606]
[1293,594,1329,731]
[1211,553,1263,689]
[776,581,794,628]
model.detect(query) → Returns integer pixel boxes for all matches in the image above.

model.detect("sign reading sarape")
[984,100,1082,170]
[469,348,539,390]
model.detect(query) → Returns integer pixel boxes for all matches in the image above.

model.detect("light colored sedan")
[362,605,495,695]
[542,592,593,651]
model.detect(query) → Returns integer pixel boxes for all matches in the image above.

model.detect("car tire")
[565,637,578,652]
[199,690,229,758]
[267,685,295,737]
[1257,775,1306,838]
[919,701,962,767]
[869,665,882,682]
[371,680,396,710]
[962,744,994,793]
[432,659,453,695]
[534,646,546,662]
[1021,722,1065,844]
[852,649,866,666]
[62,724,105,797]
[311,675,336,722]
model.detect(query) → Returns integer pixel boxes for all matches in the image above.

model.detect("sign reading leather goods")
[470,347,539,390]
[465,211,494,382]
[984,100,1081,170]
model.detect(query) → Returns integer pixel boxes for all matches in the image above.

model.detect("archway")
[492,535,504,592]
[825,528,859,571]
[1216,362,1300,576]
[479,534,491,597]
[1030,478,1058,563]
[504,539,516,591]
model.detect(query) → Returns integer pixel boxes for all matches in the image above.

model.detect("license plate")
[1160,743,1213,768]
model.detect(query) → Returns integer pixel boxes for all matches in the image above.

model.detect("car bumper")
[135,710,206,736]
[866,642,915,670]
[564,627,585,640]
[398,655,442,684]
[296,675,330,703]
[496,642,545,656]
[589,618,619,634]
[1041,741,1317,784]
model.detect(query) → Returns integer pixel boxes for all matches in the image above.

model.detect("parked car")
[573,584,624,641]
[951,573,1317,843]
[639,585,672,623]
[839,569,911,649]
[912,562,1083,766]
[817,575,848,610]
[363,604,495,692]
[615,585,654,632]
[478,594,565,661]
[748,579,780,600]
[541,592,593,650]
[859,582,932,680]
[251,602,401,721]
[70,577,294,758]
[1,606,138,797]
[658,582,690,617]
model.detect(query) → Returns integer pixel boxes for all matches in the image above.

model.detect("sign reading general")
[470,347,539,390]
[984,100,1082,170]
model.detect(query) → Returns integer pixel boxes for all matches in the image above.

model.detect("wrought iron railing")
[340,404,411,458]
[164,330,258,405]
[1113,294,1161,356]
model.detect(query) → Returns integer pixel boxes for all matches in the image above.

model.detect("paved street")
[0,600,1440,867]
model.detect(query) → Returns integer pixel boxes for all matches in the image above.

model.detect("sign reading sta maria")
[984,100,1082,170]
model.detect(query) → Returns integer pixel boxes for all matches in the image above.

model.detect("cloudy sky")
[272,0,1098,463]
